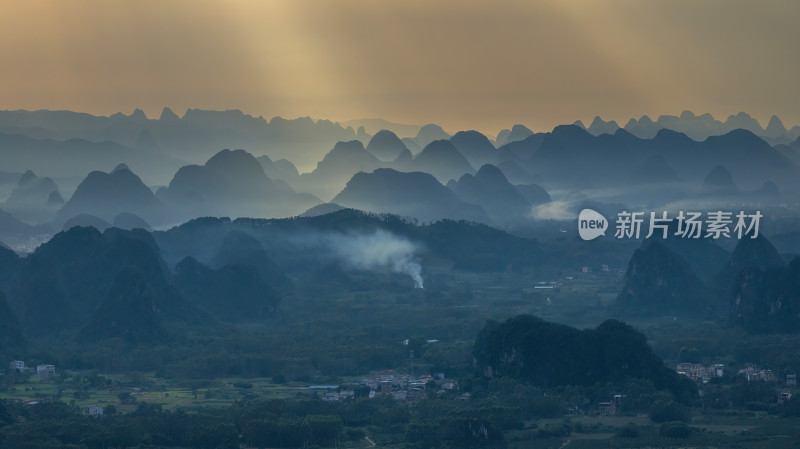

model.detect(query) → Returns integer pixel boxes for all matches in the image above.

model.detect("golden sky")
[2,0,798,135]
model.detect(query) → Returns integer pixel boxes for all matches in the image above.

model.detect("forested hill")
[473,315,698,402]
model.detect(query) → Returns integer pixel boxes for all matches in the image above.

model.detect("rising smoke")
[325,229,424,288]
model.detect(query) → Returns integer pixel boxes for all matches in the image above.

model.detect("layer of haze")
[2,0,798,135]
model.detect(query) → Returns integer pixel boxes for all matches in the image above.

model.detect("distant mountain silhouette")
[448,164,531,225]
[495,124,534,147]
[414,124,450,148]
[62,214,112,231]
[1,170,61,223]
[620,111,798,144]
[515,184,551,206]
[450,131,496,169]
[701,164,739,195]
[764,115,788,140]
[587,116,621,135]
[629,154,679,184]
[752,181,780,201]
[158,149,320,219]
[366,130,408,162]
[501,125,800,191]
[173,256,281,322]
[300,202,345,217]
[296,141,382,199]
[209,230,293,293]
[56,165,168,225]
[411,140,475,184]
[113,212,152,230]
[0,208,34,237]
[495,160,537,185]
[339,118,421,138]
[257,155,300,184]
[615,240,709,317]
[496,133,546,161]
[0,108,361,170]
[332,168,490,223]
[0,132,184,185]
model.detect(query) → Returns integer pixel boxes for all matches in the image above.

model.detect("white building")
[36,364,56,379]
[85,405,104,417]
[9,361,25,372]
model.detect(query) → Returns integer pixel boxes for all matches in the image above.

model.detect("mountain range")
[582,111,800,145]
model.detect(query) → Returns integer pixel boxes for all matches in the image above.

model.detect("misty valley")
[1,108,800,449]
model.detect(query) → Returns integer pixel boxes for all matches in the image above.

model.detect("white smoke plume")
[325,229,424,288]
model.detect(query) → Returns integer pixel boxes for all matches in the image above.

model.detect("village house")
[9,361,25,372]
[739,365,775,382]
[36,364,56,379]
[677,363,724,383]
[85,404,104,417]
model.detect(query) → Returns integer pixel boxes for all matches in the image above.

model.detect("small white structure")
[787,374,797,386]
[37,364,56,379]
[85,404,104,417]
[9,361,25,372]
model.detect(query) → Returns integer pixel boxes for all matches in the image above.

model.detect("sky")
[2,0,798,135]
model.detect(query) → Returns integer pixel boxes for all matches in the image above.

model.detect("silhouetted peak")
[130,108,148,121]
[725,112,762,131]
[452,130,491,143]
[729,234,785,270]
[588,116,620,135]
[205,149,264,178]
[62,214,112,231]
[368,129,403,146]
[475,164,509,185]
[511,124,532,134]
[680,110,696,119]
[506,124,534,142]
[18,170,37,186]
[613,128,636,139]
[765,115,787,136]
[758,181,780,197]
[47,191,64,205]
[415,123,450,146]
[654,128,692,143]
[330,140,367,156]
[702,164,737,190]
[551,124,592,139]
[572,120,586,130]
[417,139,464,158]
[113,212,151,231]
[366,130,406,161]
[159,107,180,121]
[111,163,131,174]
